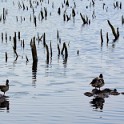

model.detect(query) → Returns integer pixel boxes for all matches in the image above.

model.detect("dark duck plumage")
[0,79,9,95]
[90,74,104,90]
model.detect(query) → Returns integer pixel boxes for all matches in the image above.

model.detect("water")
[0,0,124,124]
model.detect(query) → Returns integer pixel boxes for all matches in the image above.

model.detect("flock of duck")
[84,74,124,110]
[1,74,124,111]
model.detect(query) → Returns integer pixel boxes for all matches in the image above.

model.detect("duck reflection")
[0,95,9,112]
[84,88,121,111]
[90,96,105,110]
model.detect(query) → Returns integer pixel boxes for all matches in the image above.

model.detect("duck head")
[99,74,103,78]
[6,79,9,85]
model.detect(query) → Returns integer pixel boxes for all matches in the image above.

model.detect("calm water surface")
[0,0,124,124]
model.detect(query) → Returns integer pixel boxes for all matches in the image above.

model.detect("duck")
[90,74,104,90]
[84,92,93,97]
[0,79,9,95]
[110,89,120,95]
[92,88,109,98]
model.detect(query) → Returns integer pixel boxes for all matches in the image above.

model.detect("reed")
[18,31,20,40]
[1,33,3,41]
[64,42,68,60]
[106,32,109,46]
[13,32,17,51]
[66,0,69,7]
[3,8,5,23]
[57,30,59,40]
[5,52,7,62]
[26,55,29,63]
[72,8,76,17]
[9,36,11,41]
[50,41,52,58]
[45,43,49,64]
[13,47,18,61]
[100,29,103,46]
[44,7,47,19]
[57,44,60,56]
[58,7,61,15]
[61,42,68,62]
[40,10,44,20]
[30,37,38,62]
[121,15,124,25]
[63,12,66,21]
[43,32,46,47]
[33,15,37,27]
[5,32,7,42]
[107,20,119,41]
[77,50,79,55]
[80,13,88,25]
[23,39,25,49]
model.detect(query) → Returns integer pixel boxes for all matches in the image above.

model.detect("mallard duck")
[84,92,93,97]
[110,89,120,95]
[90,74,104,90]
[92,88,109,98]
[0,79,9,95]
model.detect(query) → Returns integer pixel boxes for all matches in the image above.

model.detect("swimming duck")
[84,92,93,97]
[92,88,109,98]
[90,74,104,90]
[0,79,9,95]
[110,89,120,95]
